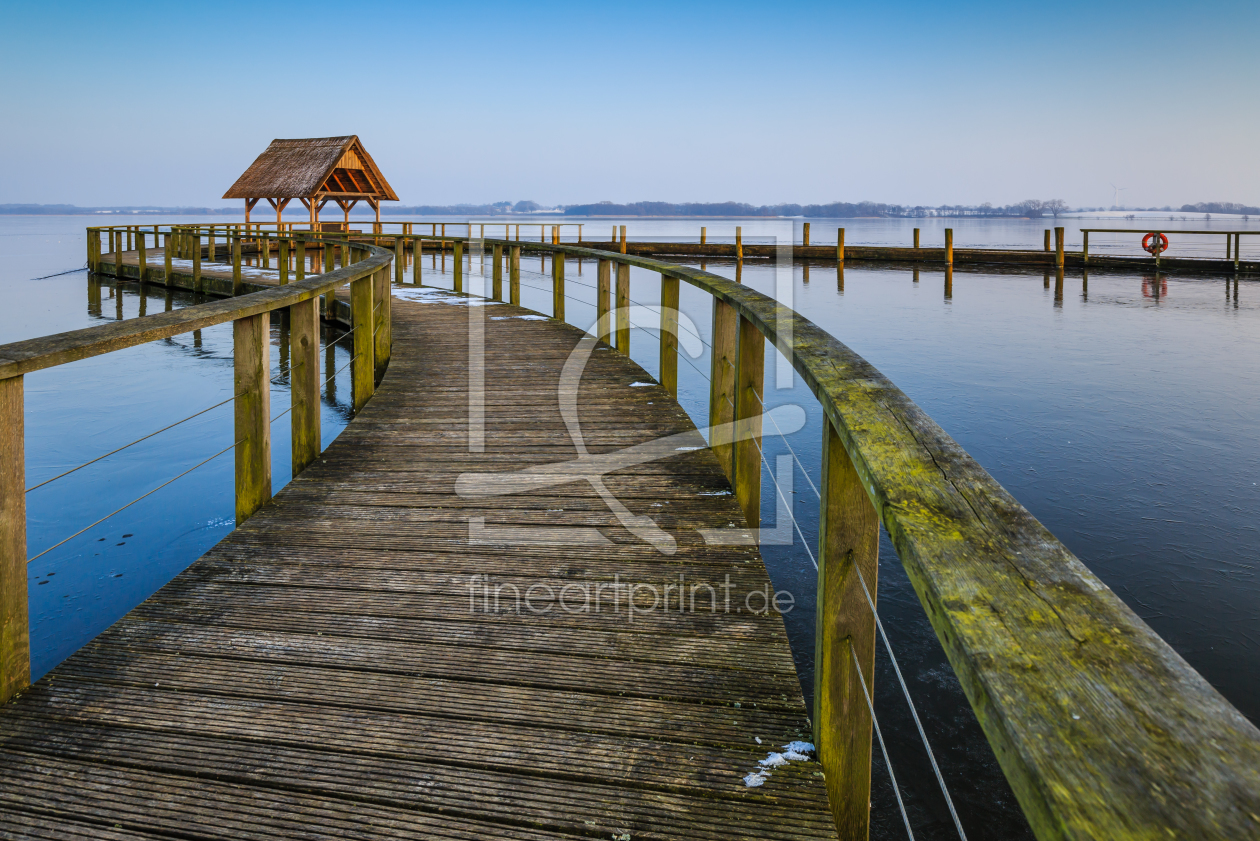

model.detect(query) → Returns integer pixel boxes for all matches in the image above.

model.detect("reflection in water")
[1082,270,1088,301]
[944,265,952,299]
[836,262,844,293]
[1142,276,1168,298]
[1054,268,1064,306]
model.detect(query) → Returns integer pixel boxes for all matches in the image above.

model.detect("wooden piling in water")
[733,316,764,529]
[945,228,954,264]
[192,234,202,293]
[552,252,565,320]
[234,313,272,525]
[136,231,147,284]
[814,416,880,840]
[413,238,423,285]
[660,274,679,397]
[1083,231,1090,264]
[1044,229,1052,252]
[736,227,743,261]
[509,245,521,306]
[914,228,920,249]
[1055,227,1065,268]
[289,297,320,477]
[803,222,811,246]
[492,244,503,300]
[453,241,464,293]
[232,234,243,295]
[0,374,29,705]
[837,228,845,263]
[615,263,630,355]
[700,227,707,245]
[597,260,611,341]
[619,226,627,254]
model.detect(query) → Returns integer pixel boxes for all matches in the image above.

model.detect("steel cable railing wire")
[853,644,916,840]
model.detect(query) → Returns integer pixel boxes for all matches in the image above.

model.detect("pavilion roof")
[222,136,398,201]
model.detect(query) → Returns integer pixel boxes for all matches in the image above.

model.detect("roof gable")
[222,136,398,201]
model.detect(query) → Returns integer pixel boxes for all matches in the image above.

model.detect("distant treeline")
[0,204,236,215]
[384,201,538,215]
[562,200,1078,218]
[1179,202,1260,216]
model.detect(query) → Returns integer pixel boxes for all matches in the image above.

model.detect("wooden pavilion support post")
[596,260,611,341]
[614,263,631,355]
[492,244,503,300]
[509,245,521,306]
[708,300,739,482]
[0,374,30,705]
[553,251,565,320]
[659,273,679,397]
[733,316,764,528]
[813,415,880,841]
[350,272,376,413]
[234,313,272,524]
[453,241,463,293]
[289,296,320,478]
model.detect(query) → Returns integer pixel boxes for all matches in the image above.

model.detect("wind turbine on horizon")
[1110,183,1127,209]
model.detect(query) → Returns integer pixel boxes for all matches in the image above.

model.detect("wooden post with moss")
[279,239,290,285]
[553,251,566,321]
[232,233,243,295]
[0,373,29,705]
[351,272,375,413]
[733,316,764,528]
[234,313,272,524]
[492,244,503,300]
[814,415,880,841]
[709,300,739,482]
[373,267,390,384]
[660,273,679,397]
[615,263,631,355]
[453,241,464,293]
[509,245,521,305]
[290,296,320,477]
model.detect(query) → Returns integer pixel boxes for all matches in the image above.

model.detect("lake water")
[3,214,1257,840]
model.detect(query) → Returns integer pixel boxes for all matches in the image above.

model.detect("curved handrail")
[427,235,1260,839]
[78,225,1260,837]
[2,233,392,378]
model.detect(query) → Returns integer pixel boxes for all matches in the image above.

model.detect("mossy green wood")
[732,316,763,530]
[233,313,271,525]
[295,241,305,283]
[615,263,630,355]
[553,252,565,321]
[814,417,880,840]
[279,240,289,285]
[469,240,1260,840]
[0,375,29,705]
[596,260,611,343]
[351,274,375,414]
[659,274,679,397]
[509,246,520,305]
[708,299,738,482]
[232,235,243,295]
[290,297,320,478]
[492,244,503,301]
[453,242,463,293]
[373,268,389,385]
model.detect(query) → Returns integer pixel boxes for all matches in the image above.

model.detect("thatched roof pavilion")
[223,136,398,228]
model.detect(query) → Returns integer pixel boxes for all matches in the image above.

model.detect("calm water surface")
[4,214,1256,840]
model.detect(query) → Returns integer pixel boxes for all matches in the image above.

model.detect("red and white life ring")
[1143,233,1169,255]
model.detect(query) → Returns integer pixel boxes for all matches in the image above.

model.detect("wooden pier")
[0,249,834,839]
[2,227,1258,841]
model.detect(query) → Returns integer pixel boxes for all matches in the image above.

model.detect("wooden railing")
[1,230,394,706]
[47,224,1260,838]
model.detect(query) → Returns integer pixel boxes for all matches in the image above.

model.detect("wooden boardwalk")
[0,259,836,839]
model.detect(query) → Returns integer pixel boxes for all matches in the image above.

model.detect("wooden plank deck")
[0,259,836,839]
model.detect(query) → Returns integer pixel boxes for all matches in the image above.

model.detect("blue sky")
[1,0,1256,208]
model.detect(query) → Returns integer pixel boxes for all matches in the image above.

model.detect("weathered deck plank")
[0,272,834,839]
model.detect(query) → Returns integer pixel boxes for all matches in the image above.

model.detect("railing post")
[945,228,954,264]
[0,374,30,705]
[290,296,320,477]
[736,226,743,261]
[163,232,173,286]
[814,415,880,840]
[1083,231,1089,264]
[803,221,810,246]
[733,316,764,528]
[1055,226,1065,268]
[596,259,611,341]
[261,233,269,270]
[913,227,920,249]
[619,225,627,254]
[295,240,305,282]
[231,232,243,295]
[136,230,147,284]
[373,267,390,384]
[492,244,503,300]
[279,239,290,285]
[453,241,464,293]
[234,313,272,524]
[394,236,404,286]
[708,299,739,481]
[413,238,423,285]
[660,273,679,396]
[351,271,376,413]
[837,227,845,263]
[553,251,565,320]
[615,263,630,355]
[192,233,202,293]
[208,228,216,263]
[509,245,521,305]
